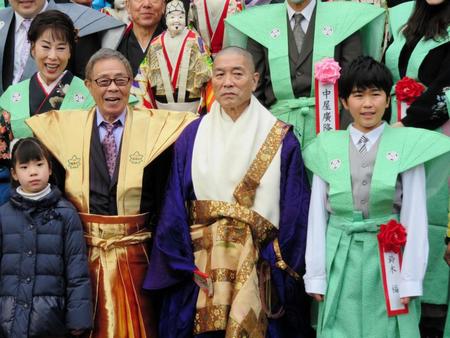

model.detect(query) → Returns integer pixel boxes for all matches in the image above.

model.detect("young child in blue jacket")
[0,137,92,338]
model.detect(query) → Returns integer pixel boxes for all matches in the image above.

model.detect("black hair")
[338,56,393,100]
[11,138,52,170]
[27,10,77,54]
[403,0,450,43]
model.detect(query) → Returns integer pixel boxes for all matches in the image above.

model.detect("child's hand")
[400,297,410,305]
[308,293,324,302]
[70,329,85,336]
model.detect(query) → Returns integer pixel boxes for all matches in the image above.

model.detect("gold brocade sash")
[190,121,289,337]
[81,212,157,338]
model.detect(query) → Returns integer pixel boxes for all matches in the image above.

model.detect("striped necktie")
[357,135,369,154]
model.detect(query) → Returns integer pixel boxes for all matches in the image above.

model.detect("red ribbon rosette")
[377,220,407,254]
[395,77,425,105]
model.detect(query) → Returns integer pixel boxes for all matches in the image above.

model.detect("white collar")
[349,122,385,152]
[37,70,67,95]
[286,0,316,23]
[191,95,282,228]
[14,1,48,33]
[96,107,127,127]
[16,183,51,200]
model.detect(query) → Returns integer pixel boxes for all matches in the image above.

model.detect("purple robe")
[144,117,312,338]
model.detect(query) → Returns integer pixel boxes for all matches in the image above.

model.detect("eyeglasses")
[93,77,131,87]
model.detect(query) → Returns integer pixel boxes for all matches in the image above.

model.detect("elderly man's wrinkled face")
[85,58,132,121]
[127,0,165,30]
[10,0,46,19]
[212,52,259,118]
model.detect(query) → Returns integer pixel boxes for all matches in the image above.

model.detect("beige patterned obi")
[189,121,290,337]
[190,200,276,337]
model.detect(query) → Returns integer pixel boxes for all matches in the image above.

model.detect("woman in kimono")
[0,10,94,203]
[384,0,450,334]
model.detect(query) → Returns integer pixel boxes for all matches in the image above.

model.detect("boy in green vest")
[303,56,450,338]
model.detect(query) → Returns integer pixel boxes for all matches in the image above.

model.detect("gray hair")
[214,46,256,73]
[85,48,133,80]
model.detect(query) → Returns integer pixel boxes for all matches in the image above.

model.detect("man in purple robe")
[144,46,311,338]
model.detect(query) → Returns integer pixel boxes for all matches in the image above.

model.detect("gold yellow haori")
[26,106,196,338]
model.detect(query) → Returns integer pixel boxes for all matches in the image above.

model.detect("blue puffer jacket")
[0,186,92,338]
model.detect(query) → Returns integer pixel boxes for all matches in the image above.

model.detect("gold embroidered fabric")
[82,213,157,338]
[233,120,289,207]
[189,120,290,337]
[191,200,278,247]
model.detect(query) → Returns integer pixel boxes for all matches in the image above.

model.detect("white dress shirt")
[286,0,316,33]
[304,123,428,298]
[13,2,48,84]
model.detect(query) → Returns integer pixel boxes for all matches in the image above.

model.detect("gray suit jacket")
[0,0,125,94]
[247,6,361,126]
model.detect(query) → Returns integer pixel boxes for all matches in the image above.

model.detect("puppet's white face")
[115,0,126,10]
[166,10,185,37]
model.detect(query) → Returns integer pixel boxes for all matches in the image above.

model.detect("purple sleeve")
[278,130,310,272]
[262,130,313,338]
[260,130,310,273]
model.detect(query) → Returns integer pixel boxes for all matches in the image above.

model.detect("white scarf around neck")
[191,95,281,228]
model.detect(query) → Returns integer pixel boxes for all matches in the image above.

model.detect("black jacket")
[0,186,92,338]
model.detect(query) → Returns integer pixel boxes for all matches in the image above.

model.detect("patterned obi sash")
[190,200,276,336]
[80,213,157,338]
[188,120,289,337]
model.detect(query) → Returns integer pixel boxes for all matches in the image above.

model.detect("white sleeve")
[303,174,328,295]
[399,164,428,298]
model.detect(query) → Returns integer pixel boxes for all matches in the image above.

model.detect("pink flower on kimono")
[314,58,341,84]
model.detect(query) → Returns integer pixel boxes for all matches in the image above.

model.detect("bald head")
[211,46,259,121]
[214,46,256,74]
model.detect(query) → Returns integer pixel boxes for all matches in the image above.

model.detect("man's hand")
[308,293,324,302]
[400,297,410,305]
[444,242,450,266]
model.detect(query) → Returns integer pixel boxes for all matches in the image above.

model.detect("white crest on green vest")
[330,159,341,170]
[12,93,21,103]
[270,28,280,39]
[322,25,333,37]
[74,93,85,103]
[386,151,399,162]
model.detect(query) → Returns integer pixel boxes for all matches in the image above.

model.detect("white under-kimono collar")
[191,95,282,228]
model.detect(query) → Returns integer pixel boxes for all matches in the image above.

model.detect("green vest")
[0,76,94,138]
[305,126,450,218]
